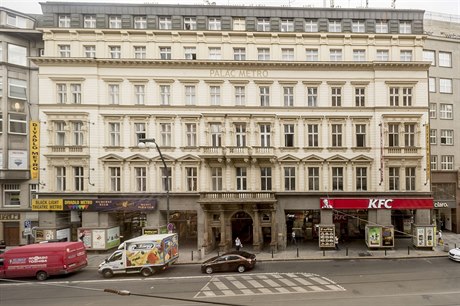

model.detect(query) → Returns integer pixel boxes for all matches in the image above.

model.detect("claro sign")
[320,198,433,210]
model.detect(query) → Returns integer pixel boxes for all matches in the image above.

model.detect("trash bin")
[443,243,450,252]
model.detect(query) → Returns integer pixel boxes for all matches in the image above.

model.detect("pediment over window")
[326,154,349,163]
[125,154,150,162]
[351,155,374,163]
[99,154,124,162]
[152,154,175,163]
[177,154,201,162]
[302,154,324,163]
[278,154,300,162]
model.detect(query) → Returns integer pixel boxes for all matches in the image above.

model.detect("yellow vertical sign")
[30,121,40,179]
[426,123,430,184]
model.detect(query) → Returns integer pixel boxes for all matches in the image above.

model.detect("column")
[253,207,261,251]
[219,207,226,251]
[270,209,277,251]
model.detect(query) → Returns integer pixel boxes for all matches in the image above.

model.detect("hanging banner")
[63,198,157,211]
[425,123,430,185]
[30,121,40,179]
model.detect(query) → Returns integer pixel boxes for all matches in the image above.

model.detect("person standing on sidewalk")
[437,230,443,246]
[291,231,296,245]
[335,235,339,250]
[235,237,242,251]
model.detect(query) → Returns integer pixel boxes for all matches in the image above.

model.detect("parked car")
[448,247,460,262]
[201,251,256,274]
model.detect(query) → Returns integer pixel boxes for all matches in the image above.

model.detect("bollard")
[407,246,410,255]
[271,249,274,258]
[385,249,387,256]
[346,247,348,256]
[455,243,457,249]
[217,250,220,256]
[296,247,299,258]
[323,249,325,257]
[191,250,194,261]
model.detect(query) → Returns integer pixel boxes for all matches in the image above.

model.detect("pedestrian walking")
[235,237,242,251]
[335,235,339,250]
[437,230,443,246]
[291,231,296,245]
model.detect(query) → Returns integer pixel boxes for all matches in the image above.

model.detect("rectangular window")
[108,84,120,104]
[284,124,295,147]
[260,124,271,147]
[331,87,342,107]
[134,85,145,105]
[376,20,388,33]
[159,47,171,60]
[58,14,70,27]
[405,167,416,191]
[160,123,172,146]
[7,15,27,28]
[331,124,343,147]
[134,46,146,59]
[57,84,67,104]
[74,166,84,191]
[306,49,319,61]
[109,46,121,59]
[332,167,344,191]
[235,123,246,147]
[430,155,437,171]
[423,50,435,65]
[400,50,412,61]
[260,167,272,191]
[388,123,399,147]
[440,104,453,119]
[376,49,389,61]
[184,47,197,60]
[404,124,416,147]
[236,167,247,191]
[134,122,146,145]
[233,18,245,31]
[389,167,400,191]
[161,167,172,192]
[283,86,294,107]
[185,123,197,147]
[84,45,96,58]
[184,17,197,30]
[307,124,319,147]
[134,167,147,192]
[430,129,437,145]
[210,123,222,147]
[281,19,294,32]
[109,16,122,29]
[3,184,20,207]
[257,18,270,31]
[160,85,170,105]
[330,49,342,61]
[208,17,221,30]
[110,167,121,191]
[305,19,318,32]
[84,15,96,28]
[284,167,296,191]
[8,114,27,134]
[355,87,365,107]
[56,167,66,191]
[389,87,399,106]
[258,48,270,60]
[186,167,198,191]
[7,44,27,66]
[210,86,221,106]
[134,16,147,29]
[329,20,341,32]
[430,103,437,119]
[353,50,366,61]
[211,167,223,191]
[308,167,320,191]
[59,45,71,57]
[441,155,454,170]
[429,77,436,92]
[307,87,318,107]
[402,88,412,106]
[259,86,270,106]
[356,124,366,147]
[235,86,245,106]
[185,85,196,105]
[71,84,81,104]
[399,21,412,34]
[356,167,367,191]
[438,52,452,67]
[109,122,121,146]
[440,129,454,145]
[352,20,365,32]
[282,48,294,61]
[439,79,453,93]
[73,121,84,146]
[209,47,221,60]
[55,121,66,146]
[233,48,246,61]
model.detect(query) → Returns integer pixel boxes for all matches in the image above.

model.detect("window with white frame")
[388,123,399,147]
[134,167,147,192]
[210,123,222,147]
[71,84,81,104]
[353,49,366,61]
[184,47,196,60]
[430,129,437,145]
[441,155,454,170]
[305,19,318,32]
[439,78,452,93]
[281,19,294,32]
[160,123,172,146]
[284,167,296,191]
[284,124,295,147]
[235,123,246,147]
[160,85,170,105]
[429,103,436,118]
[59,45,71,57]
[355,124,366,147]
[109,122,121,146]
[283,86,294,107]
[134,85,145,105]
[356,167,367,191]
[352,20,365,32]
[306,49,319,61]
[160,47,171,60]
[109,167,121,191]
[440,104,453,119]
[74,166,84,191]
[376,49,389,61]
[57,84,67,103]
[257,18,270,31]
[58,14,70,27]
[258,48,270,60]
[430,155,437,171]
[159,16,172,29]
[389,87,399,106]
[282,48,294,61]
[84,45,96,58]
[399,21,412,34]
[260,167,272,191]
[331,124,343,147]
[307,87,318,107]
[56,166,66,191]
[134,16,147,29]
[389,87,412,106]
[404,124,416,147]
[73,121,84,146]
[109,46,121,58]
[330,49,342,61]
[208,17,221,30]
[332,167,344,191]
[235,86,245,106]
[375,20,388,33]
[7,15,27,28]
[108,84,120,104]
[438,52,452,67]
[233,48,246,60]
[109,16,121,29]
[55,121,66,146]
[185,85,196,105]
[307,124,319,147]
[236,167,247,191]
[185,123,197,147]
[355,87,365,107]
[259,86,270,106]
[84,15,96,28]
[429,77,436,92]
[260,124,271,147]
[161,167,172,192]
[7,44,27,66]
[186,167,198,191]
[400,50,412,61]
[331,87,342,106]
[209,47,221,60]
[328,20,341,32]
[405,167,416,191]
[184,17,197,30]
[210,86,221,106]
[388,167,400,191]
[3,184,20,206]
[423,50,435,65]
[440,129,454,145]
[308,167,320,190]
[233,18,245,30]
[7,112,26,135]
[211,167,223,191]
[134,122,146,144]
[134,46,146,59]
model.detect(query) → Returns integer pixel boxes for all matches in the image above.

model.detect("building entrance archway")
[231,211,253,245]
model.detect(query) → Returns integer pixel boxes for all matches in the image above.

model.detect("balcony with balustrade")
[199,191,276,203]
[384,146,421,157]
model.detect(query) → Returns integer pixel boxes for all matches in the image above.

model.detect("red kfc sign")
[320,198,433,210]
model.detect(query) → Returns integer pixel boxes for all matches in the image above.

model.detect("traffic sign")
[24,220,31,228]
[167,223,175,232]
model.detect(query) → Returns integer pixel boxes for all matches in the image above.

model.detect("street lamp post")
[138,138,170,227]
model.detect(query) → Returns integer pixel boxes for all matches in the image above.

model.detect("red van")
[0,241,87,280]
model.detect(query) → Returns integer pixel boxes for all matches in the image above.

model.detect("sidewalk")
[86,231,460,269]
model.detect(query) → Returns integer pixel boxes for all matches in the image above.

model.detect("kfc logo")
[322,199,333,209]
[368,199,393,209]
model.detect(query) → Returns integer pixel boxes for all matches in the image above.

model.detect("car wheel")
[102,269,114,279]
[140,268,152,277]
[36,271,48,281]
[237,265,246,273]
[205,266,213,274]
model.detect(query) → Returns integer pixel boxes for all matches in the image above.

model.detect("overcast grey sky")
[1,0,459,16]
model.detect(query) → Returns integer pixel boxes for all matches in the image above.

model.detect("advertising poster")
[78,229,92,248]
[106,227,121,249]
[29,121,40,179]
[318,226,335,248]
[8,150,28,170]
[92,229,106,249]
[143,228,159,235]
[56,228,70,241]
[368,227,381,247]
[382,227,394,247]
[126,240,163,267]
[426,227,434,247]
[417,228,425,247]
